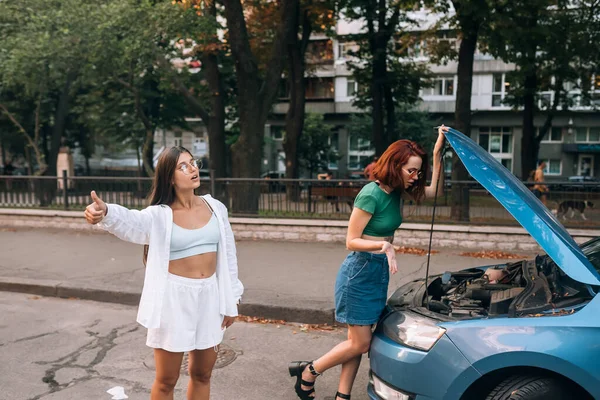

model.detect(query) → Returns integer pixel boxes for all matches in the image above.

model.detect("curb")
[0,277,335,325]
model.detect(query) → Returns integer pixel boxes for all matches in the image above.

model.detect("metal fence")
[1,174,599,228]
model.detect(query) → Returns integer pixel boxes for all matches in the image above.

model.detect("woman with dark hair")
[289,126,448,400]
[84,146,243,400]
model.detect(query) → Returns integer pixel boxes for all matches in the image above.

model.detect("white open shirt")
[99,194,243,329]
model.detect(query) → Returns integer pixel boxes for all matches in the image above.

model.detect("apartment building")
[155,14,599,180]
[263,16,600,180]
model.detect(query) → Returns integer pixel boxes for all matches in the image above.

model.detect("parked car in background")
[565,176,600,192]
[261,171,287,193]
[368,128,600,400]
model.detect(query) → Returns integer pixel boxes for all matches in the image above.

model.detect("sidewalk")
[0,227,537,323]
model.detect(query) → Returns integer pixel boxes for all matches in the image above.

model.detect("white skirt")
[146,272,224,352]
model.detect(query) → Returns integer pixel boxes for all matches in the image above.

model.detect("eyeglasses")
[177,158,202,175]
[403,168,423,179]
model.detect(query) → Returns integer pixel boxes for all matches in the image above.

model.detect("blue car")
[368,128,600,400]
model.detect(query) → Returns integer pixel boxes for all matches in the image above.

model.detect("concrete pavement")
[0,291,370,400]
[0,227,537,324]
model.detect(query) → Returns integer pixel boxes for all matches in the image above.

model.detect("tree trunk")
[85,155,91,176]
[521,72,538,181]
[520,9,539,181]
[142,128,155,177]
[42,125,50,163]
[371,45,387,156]
[46,76,74,176]
[284,7,311,201]
[39,73,75,206]
[230,106,263,213]
[451,23,478,222]
[223,0,298,213]
[136,144,143,195]
[201,51,228,200]
[384,78,396,146]
[202,1,229,202]
[0,133,5,167]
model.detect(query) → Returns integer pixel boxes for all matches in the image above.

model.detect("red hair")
[371,140,429,201]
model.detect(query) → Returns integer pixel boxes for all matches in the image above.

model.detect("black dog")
[555,200,594,220]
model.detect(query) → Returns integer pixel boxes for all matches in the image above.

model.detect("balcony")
[272,99,336,114]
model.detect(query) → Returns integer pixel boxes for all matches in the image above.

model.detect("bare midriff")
[362,234,394,243]
[361,234,394,254]
[168,253,217,279]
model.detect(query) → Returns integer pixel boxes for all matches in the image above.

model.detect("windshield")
[581,237,600,273]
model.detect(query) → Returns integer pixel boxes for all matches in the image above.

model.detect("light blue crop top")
[169,213,220,260]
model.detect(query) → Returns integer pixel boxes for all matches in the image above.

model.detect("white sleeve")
[219,202,244,302]
[97,204,153,245]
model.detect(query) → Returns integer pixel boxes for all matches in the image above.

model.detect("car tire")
[485,375,570,400]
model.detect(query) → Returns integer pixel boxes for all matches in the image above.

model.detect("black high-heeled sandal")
[335,392,351,400]
[288,361,320,399]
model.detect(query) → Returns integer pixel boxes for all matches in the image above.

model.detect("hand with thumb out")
[84,190,107,225]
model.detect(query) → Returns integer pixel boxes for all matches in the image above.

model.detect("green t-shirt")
[353,182,403,237]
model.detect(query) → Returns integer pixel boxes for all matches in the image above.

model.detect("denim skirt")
[334,251,390,325]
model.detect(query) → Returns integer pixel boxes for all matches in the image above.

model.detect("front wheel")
[485,375,571,400]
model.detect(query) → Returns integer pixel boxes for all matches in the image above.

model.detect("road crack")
[28,322,138,400]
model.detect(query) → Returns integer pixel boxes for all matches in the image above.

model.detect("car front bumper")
[367,331,480,400]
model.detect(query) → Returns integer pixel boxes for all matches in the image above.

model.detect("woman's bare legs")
[151,349,184,400]
[187,347,219,400]
[299,325,372,398]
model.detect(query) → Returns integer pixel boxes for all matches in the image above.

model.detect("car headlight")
[382,311,446,351]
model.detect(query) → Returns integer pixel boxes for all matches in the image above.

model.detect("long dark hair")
[143,146,194,265]
[371,139,429,202]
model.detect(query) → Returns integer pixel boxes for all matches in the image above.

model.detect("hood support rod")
[424,139,450,310]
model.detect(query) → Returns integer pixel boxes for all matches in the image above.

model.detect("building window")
[541,159,562,176]
[338,42,358,60]
[271,126,284,141]
[347,134,374,170]
[306,77,334,99]
[478,127,514,171]
[422,76,455,96]
[578,155,594,176]
[492,73,511,107]
[306,40,334,65]
[397,34,427,59]
[347,79,358,97]
[575,127,600,143]
[193,137,207,155]
[174,138,182,147]
[540,127,563,142]
[436,30,458,52]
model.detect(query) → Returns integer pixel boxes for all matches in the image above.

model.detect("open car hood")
[445,128,600,286]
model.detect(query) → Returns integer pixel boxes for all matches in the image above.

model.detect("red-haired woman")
[289,126,448,400]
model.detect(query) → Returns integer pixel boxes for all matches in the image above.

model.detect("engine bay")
[416,255,593,319]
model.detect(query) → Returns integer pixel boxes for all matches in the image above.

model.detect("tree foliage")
[298,114,339,176]
[339,0,431,155]
[486,0,600,179]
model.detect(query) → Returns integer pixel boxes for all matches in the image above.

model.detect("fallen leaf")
[396,247,439,256]
[236,315,287,325]
[459,251,528,260]
[28,296,40,300]
[236,315,343,332]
